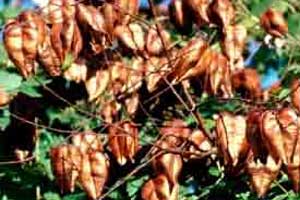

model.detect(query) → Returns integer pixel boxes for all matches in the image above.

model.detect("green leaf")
[126,175,149,198]
[288,13,300,36]
[249,0,274,16]
[0,108,10,131]
[43,192,61,200]
[208,167,221,177]
[0,69,22,92]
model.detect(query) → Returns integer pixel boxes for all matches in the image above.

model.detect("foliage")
[0,0,300,200]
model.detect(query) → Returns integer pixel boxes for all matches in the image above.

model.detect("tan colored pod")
[114,23,146,52]
[146,26,170,56]
[72,131,103,153]
[247,155,281,198]
[169,0,193,33]
[152,141,183,184]
[260,110,287,164]
[260,8,288,38]
[185,0,211,26]
[216,112,249,166]
[210,0,235,28]
[108,121,139,165]
[141,174,179,200]
[291,79,300,113]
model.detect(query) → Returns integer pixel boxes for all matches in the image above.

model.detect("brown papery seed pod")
[37,35,62,76]
[152,141,183,184]
[160,119,191,147]
[42,0,76,24]
[108,121,139,165]
[168,37,208,83]
[146,26,171,56]
[144,56,169,92]
[72,131,103,153]
[209,0,235,28]
[141,174,179,200]
[260,8,288,38]
[277,108,300,164]
[114,23,145,52]
[222,24,247,70]
[85,69,110,101]
[76,4,106,33]
[64,61,88,83]
[260,110,287,164]
[232,68,262,100]
[291,79,300,113]
[169,0,193,33]
[216,112,249,166]
[204,51,233,97]
[114,0,139,25]
[247,155,281,198]
[188,129,212,158]
[50,145,81,194]
[185,0,211,26]
[4,11,47,77]
[79,151,109,200]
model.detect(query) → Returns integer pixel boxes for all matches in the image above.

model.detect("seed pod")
[260,8,288,38]
[216,112,249,166]
[277,108,300,163]
[50,145,81,194]
[232,68,262,100]
[72,131,103,153]
[114,23,145,52]
[141,174,179,200]
[247,155,281,198]
[221,24,247,69]
[287,164,300,192]
[50,20,83,62]
[125,93,140,115]
[37,35,62,76]
[64,61,88,83]
[144,56,169,92]
[126,57,144,94]
[201,51,233,97]
[260,110,287,164]
[169,0,193,33]
[108,121,139,165]
[42,0,76,24]
[291,79,300,113]
[152,141,183,184]
[85,69,110,101]
[160,119,191,147]
[101,2,118,38]
[210,0,235,28]
[114,0,139,25]
[168,37,208,82]
[185,0,211,26]
[146,26,171,56]
[76,4,106,33]
[3,11,46,77]
[79,151,109,200]
[188,129,212,158]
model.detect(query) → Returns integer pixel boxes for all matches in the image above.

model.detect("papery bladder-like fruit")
[141,174,179,200]
[108,121,139,165]
[216,112,249,166]
[247,155,281,198]
[260,8,288,38]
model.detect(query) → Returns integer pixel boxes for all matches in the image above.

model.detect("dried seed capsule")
[260,8,288,38]
[260,110,287,164]
[72,131,103,153]
[247,155,281,198]
[291,79,300,113]
[79,151,109,199]
[141,174,179,200]
[146,26,171,56]
[216,112,249,166]
[37,35,62,76]
[185,0,211,26]
[209,0,235,28]
[232,68,262,100]
[152,141,183,184]
[108,121,139,165]
[169,0,193,33]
